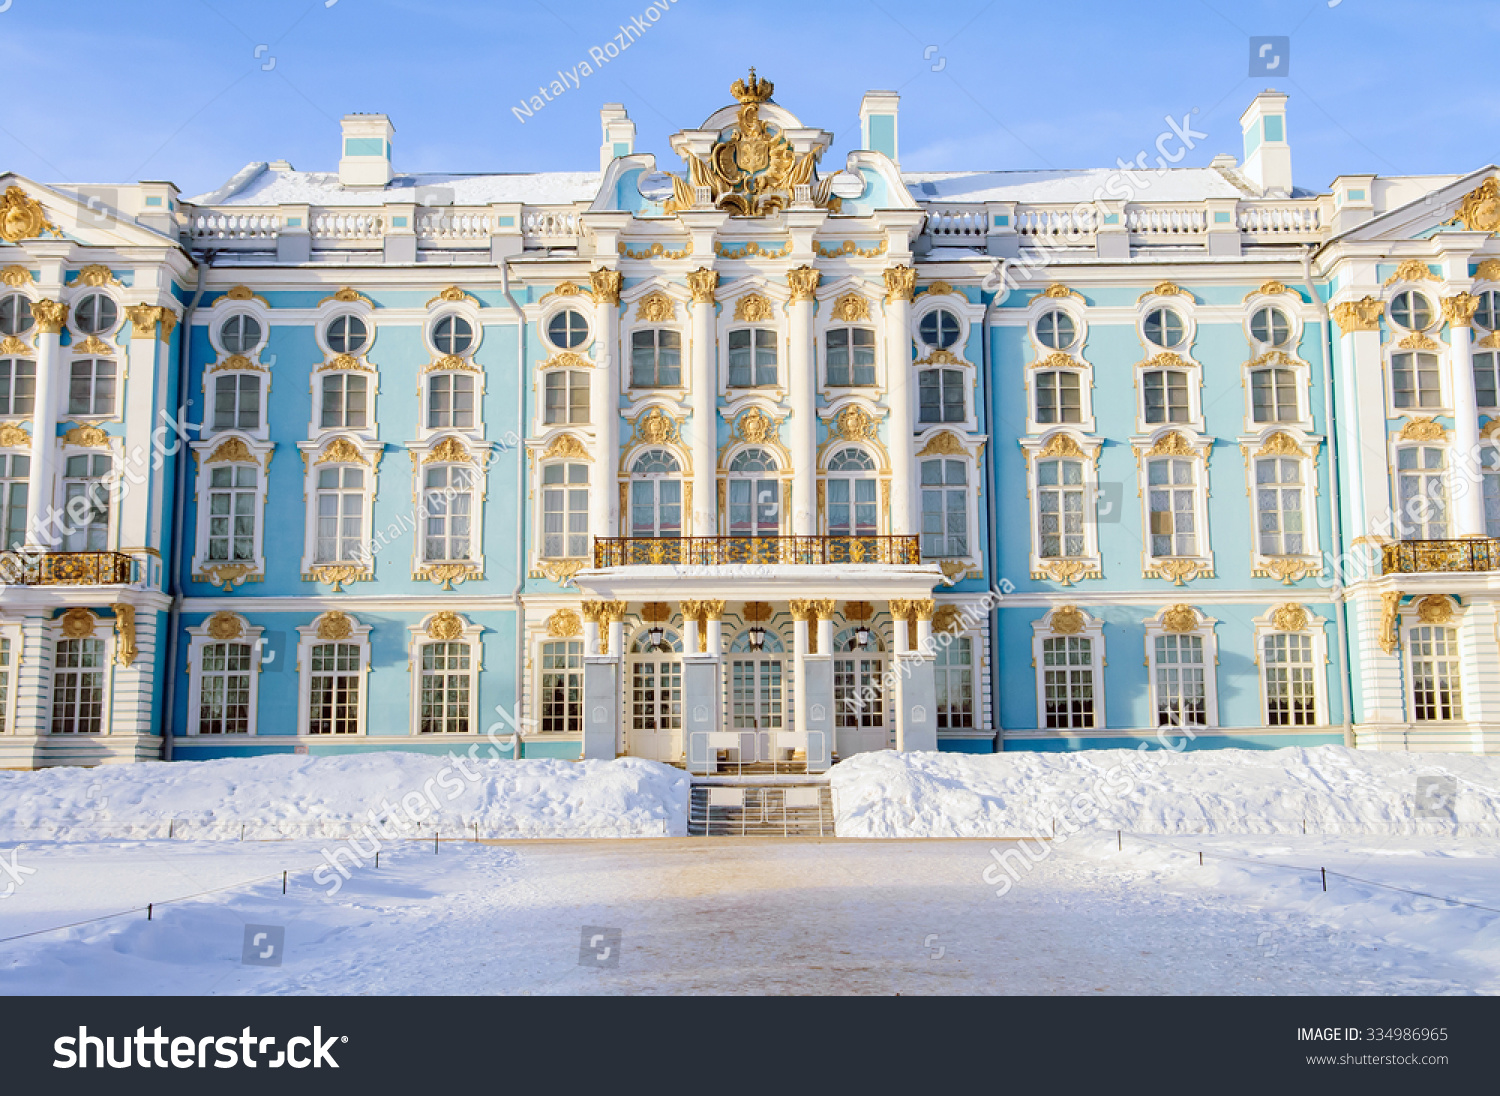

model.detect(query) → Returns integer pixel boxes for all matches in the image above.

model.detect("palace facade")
[3,73,1499,769]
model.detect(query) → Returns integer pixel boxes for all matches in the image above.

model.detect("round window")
[1143,306,1185,349]
[1389,290,1433,330]
[1035,309,1077,350]
[326,314,369,355]
[74,293,118,336]
[218,314,263,354]
[547,309,589,349]
[1474,290,1500,331]
[918,308,962,349]
[433,315,474,355]
[0,293,33,337]
[1250,305,1292,346]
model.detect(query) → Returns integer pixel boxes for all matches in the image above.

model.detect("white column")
[607,614,624,659]
[1332,299,1387,542]
[883,267,917,535]
[687,269,719,536]
[584,619,601,657]
[704,598,724,657]
[891,601,910,656]
[682,612,700,657]
[791,601,811,732]
[1445,296,1486,537]
[816,612,833,657]
[24,300,66,549]
[787,266,820,535]
[590,270,623,545]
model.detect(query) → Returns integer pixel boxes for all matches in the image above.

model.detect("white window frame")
[65,356,122,422]
[1031,606,1105,732]
[1240,430,1321,578]
[1400,599,1466,723]
[1250,604,1330,729]
[408,613,483,736]
[540,365,589,428]
[914,295,973,357]
[715,282,783,406]
[1022,432,1103,582]
[916,434,981,565]
[203,296,271,369]
[0,619,21,735]
[1392,440,1451,541]
[315,300,375,362]
[722,442,788,538]
[67,288,123,341]
[1243,349,1312,431]
[48,611,112,736]
[624,443,686,539]
[1135,431,1213,581]
[296,612,372,738]
[1027,361,1093,434]
[1387,348,1447,415]
[185,613,264,736]
[1244,296,1302,355]
[189,434,272,586]
[820,435,888,537]
[55,446,119,553]
[311,366,377,438]
[296,436,382,581]
[204,365,267,439]
[1143,607,1219,730]
[1137,296,1195,355]
[421,365,483,438]
[536,635,586,736]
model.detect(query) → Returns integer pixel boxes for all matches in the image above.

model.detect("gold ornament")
[1331,297,1383,334]
[787,266,821,303]
[545,609,583,638]
[832,405,877,440]
[316,611,354,640]
[635,407,678,445]
[1442,294,1480,327]
[0,265,32,286]
[316,437,369,465]
[1050,606,1085,635]
[29,300,68,335]
[1448,177,1500,232]
[542,433,590,461]
[1398,417,1447,442]
[63,423,110,448]
[1271,603,1309,632]
[206,612,244,640]
[59,608,97,638]
[1378,591,1402,654]
[916,431,967,457]
[830,293,870,322]
[425,436,474,464]
[685,268,719,304]
[589,268,624,305]
[1383,259,1439,287]
[1160,604,1198,633]
[883,265,917,303]
[635,291,676,322]
[206,438,256,465]
[736,407,775,444]
[0,187,61,242]
[1416,595,1455,625]
[1037,433,1086,459]
[733,294,774,322]
[113,604,138,666]
[69,265,118,288]
[0,423,30,447]
[426,611,464,640]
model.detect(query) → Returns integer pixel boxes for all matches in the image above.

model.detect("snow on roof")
[903,167,1251,204]
[190,166,604,208]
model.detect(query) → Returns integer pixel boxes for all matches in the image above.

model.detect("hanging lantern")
[748,624,766,651]
[648,624,665,650]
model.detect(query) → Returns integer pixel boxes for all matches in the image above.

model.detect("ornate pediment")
[664,70,837,218]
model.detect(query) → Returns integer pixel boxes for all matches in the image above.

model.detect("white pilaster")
[1446,300,1486,536]
[688,270,718,536]
[884,267,917,535]
[787,266,819,535]
[24,303,65,549]
[591,271,623,543]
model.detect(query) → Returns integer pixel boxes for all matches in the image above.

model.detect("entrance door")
[833,625,889,756]
[628,628,683,761]
[727,627,786,763]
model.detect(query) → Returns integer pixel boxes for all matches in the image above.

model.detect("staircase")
[688,780,836,837]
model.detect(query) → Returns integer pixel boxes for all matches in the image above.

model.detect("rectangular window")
[1042,635,1095,729]
[542,462,589,558]
[728,475,780,536]
[0,636,10,731]
[1391,352,1441,409]
[62,454,111,551]
[0,358,36,416]
[826,327,876,387]
[52,637,106,734]
[630,329,681,387]
[1255,456,1305,556]
[1474,351,1499,409]
[543,370,589,425]
[198,641,252,734]
[1409,626,1462,721]
[1153,633,1206,727]
[212,374,261,431]
[919,368,965,423]
[827,476,878,536]
[1034,371,1081,424]
[67,360,116,417]
[1147,457,1197,557]
[315,466,365,563]
[0,452,28,551]
[1263,632,1316,727]
[308,642,361,734]
[1397,446,1448,539]
[935,637,973,731]
[540,640,583,733]
[727,329,778,387]
[1143,370,1189,424]
[1484,449,1500,539]
[1251,368,1299,423]
[419,642,471,734]
[320,374,368,430]
[207,465,257,563]
[920,458,968,558]
[1037,458,1085,558]
[428,373,475,430]
[423,465,473,562]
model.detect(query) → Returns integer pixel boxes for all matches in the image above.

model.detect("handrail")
[1382,538,1500,574]
[0,550,136,586]
[594,535,921,567]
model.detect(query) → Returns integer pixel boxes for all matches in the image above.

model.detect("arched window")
[630,449,682,537]
[727,447,780,536]
[918,367,965,423]
[1396,446,1448,539]
[1250,367,1299,423]
[728,328,777,387]
[834,625,885,652]
[1142,368,1190,424]
[827,447,878,536]
[729,628,785,653]
[826,326,876,386]
[631,627,683,653]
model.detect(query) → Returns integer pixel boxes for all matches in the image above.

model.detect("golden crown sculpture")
[730,68,774,104]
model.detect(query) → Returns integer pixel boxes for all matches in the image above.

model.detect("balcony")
[1382,539,1500,575]
[593,535,922,568]
[0,551,136,586]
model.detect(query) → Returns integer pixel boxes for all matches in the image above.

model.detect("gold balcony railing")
[594,535,922,568]
[0,551,136,586]
[1382,538,1500,574]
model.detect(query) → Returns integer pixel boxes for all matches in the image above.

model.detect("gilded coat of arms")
[0,186,62,243]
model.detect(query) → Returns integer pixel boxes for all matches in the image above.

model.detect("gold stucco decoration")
[426,611,464,640]
[206,612,245,640]
[59,608,97,638]
[316,611,354,640]
[542,433,590,461]
[545,609,583,638]
[1271,603,1310,632]
[830,293,870,322]
[0,187,61,242]
[1160,605,1198,633]
[1448,178,1500,233]
[635,291,676,323]
[883,265,917,303]
[1050,606,1085,635]
[1331,297,1383,334]
[733,294,774,322]
[1416,595,1456,625]
[113,604,138,666]
[685,268,719,304]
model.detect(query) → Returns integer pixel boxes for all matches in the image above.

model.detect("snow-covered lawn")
[1,746,1498,994]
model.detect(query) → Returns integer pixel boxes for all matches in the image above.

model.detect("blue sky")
[1,0,1496,197]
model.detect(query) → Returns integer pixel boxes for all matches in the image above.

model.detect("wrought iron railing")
[0,551,135,586]
[594,535,922,568]
[1382,538,1500,574]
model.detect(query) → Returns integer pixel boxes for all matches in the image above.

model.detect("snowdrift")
[829,746,1500,839]
[0,753,690,840]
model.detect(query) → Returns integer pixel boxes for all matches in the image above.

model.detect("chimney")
[1238,91,1292,197]
[859,91,900,168]
[600,104,636,171]
[339,113,394,188]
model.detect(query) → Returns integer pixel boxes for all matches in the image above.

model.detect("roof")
[901,167,1255,204]
[190,165,604,208]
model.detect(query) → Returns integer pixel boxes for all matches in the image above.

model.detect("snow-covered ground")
[1,746,1497,994]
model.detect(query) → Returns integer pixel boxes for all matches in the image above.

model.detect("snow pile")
[0,754,690,841]
[830,747,1500,839]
